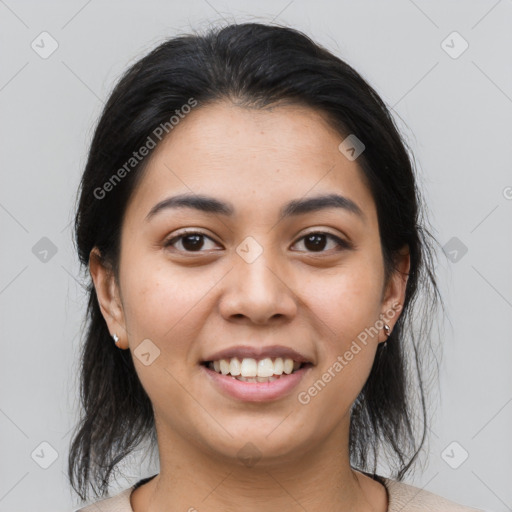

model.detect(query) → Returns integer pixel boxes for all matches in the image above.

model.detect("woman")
[69,22,483,511]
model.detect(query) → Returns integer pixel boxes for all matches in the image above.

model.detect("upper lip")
[202,345,313,364]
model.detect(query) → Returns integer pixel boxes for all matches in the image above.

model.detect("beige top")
[75,475,485,511]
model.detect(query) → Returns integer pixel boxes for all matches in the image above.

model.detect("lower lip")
[200,364,312,402]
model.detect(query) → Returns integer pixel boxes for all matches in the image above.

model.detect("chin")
[194,425,314,468]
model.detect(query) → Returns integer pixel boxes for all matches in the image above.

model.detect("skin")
[90,100,410,512]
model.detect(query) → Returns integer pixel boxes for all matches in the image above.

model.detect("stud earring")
[112,333,120,345]
[381,324,391,348]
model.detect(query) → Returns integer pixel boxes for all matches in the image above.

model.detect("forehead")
[124,100,377,226]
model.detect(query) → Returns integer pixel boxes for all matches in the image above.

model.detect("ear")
[379,245,410,342]
[88,247,128,349]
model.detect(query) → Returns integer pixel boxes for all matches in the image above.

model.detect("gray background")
[1,1,511,511]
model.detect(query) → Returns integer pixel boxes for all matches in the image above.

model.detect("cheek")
[306,258,384,344]
[119,256,210,413]
[120,251,209,343]
[301,255,383,405]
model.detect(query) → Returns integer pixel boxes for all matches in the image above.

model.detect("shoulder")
[72,476,488,512]
[73,485,135,512]
[382,477,485,512]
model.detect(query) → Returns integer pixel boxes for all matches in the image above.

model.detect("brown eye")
[292,232,352,253]
[164,231,219,252]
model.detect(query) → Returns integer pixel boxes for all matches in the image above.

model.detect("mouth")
[200,357,314,383]
[200,358,313,402]
[199,345,314,401]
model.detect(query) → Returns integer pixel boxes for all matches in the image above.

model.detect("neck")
[132,419,387,512]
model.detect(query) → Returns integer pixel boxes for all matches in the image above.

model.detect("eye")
[163,230,219,253]
[291,231,352,253]
[163,230,353,254]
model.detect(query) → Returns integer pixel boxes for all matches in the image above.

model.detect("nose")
[218,249,298,325]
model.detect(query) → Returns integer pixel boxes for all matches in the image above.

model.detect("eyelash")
[163,229,353,254]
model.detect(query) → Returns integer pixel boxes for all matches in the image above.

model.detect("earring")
[381,324,391,347]
[112,333,120,345]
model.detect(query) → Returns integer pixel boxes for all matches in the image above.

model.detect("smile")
[200,359,313,402]
[202,357,310,382]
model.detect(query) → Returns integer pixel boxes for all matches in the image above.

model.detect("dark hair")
[69,21,444,501]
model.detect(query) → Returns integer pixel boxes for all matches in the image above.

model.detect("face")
[90,100,409,467]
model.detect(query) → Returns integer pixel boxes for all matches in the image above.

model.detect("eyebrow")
[145,192,365,223]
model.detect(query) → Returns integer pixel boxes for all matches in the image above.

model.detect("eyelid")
[292,230,354,251]
[163,228,219,248]
[163,228,353,253]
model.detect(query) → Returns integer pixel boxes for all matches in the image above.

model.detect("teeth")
[229,357,241,376]
[257,358,274,377]
[238,376,257,382]
[208,357,304,377]
[273,357,284,375]
[219,359,230,375]
[240,358,258,377]
[283,358,294,374]
[234,375,281,383]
